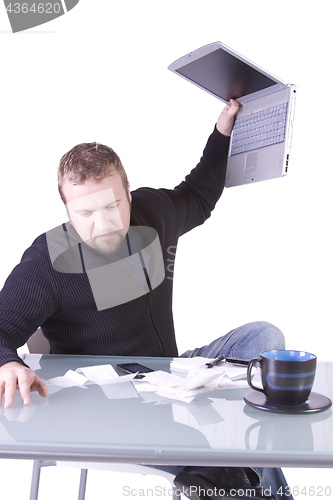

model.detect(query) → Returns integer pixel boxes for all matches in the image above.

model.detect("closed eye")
[106,203,120,210]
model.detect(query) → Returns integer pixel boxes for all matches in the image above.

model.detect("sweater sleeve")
[0,241,59,366]
[173,125,230,235]
[131,126,230,238]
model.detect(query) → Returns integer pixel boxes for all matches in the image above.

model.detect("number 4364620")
[6,3,61,14]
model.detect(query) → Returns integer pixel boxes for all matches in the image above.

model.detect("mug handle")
[247,358,265,393]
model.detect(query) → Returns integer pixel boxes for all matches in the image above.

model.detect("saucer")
[244,391,332,414]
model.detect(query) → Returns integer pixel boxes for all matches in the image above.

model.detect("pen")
[205,356,249,368]
[205,355,225,368]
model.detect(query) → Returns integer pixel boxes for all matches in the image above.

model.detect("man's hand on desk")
[216,98,239,137]
[0,361,48,408]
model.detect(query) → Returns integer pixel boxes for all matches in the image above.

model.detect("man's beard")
[89,229,127,254]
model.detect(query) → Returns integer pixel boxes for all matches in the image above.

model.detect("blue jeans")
[153,321,292,499]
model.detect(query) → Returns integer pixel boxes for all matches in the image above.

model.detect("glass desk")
[0,355,332,468]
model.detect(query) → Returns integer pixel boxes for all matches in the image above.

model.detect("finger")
[217,100,239,136]
[29,374,49,398]
[228,99,240,115]
[17,378,31,406]
[4,379,17,408]
[18,374,49,404]
[0,383,5,405]
[220,100,239,121]
[34,379,49,398]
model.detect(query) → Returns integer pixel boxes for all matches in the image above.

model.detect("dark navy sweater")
[0,127,230,366]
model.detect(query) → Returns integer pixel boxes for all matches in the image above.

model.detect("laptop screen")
[175,48,277,102]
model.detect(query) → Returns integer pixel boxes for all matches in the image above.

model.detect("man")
[0,101,291,500]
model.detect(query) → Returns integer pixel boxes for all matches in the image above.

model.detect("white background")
[0,0,332,498]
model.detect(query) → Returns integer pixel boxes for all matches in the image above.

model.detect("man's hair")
[58,142,129,203]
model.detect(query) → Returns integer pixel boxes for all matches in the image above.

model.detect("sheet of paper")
[171,357,214,372]
[36,357,251,403]
[171,357,250,381]
[131,357,253,403]
[45,369,88,388]
[75,364,136,385]
[100,381,139,400]
[44,364,136,394]
[133,366,248,403]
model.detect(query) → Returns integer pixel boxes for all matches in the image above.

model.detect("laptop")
[168,42,296,187]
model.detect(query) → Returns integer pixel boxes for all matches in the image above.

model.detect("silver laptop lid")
[168,41,288,105]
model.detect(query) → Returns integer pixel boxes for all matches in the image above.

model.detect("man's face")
[62,173,132,254]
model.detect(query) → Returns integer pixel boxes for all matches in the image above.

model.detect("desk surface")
[0,355,332,468]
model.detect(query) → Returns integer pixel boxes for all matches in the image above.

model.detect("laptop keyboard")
[230,102,288,156]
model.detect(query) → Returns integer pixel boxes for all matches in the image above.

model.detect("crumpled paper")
[43,364,136,394]
[132,357,251,403]
[34,356,251,403]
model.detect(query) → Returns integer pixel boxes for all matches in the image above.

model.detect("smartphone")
[116,362,154,379]
[225,358,249,367]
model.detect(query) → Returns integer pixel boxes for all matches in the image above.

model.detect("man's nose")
[94,209,123,231]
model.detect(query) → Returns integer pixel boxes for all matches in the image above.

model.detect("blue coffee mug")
[247,350,317,405]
